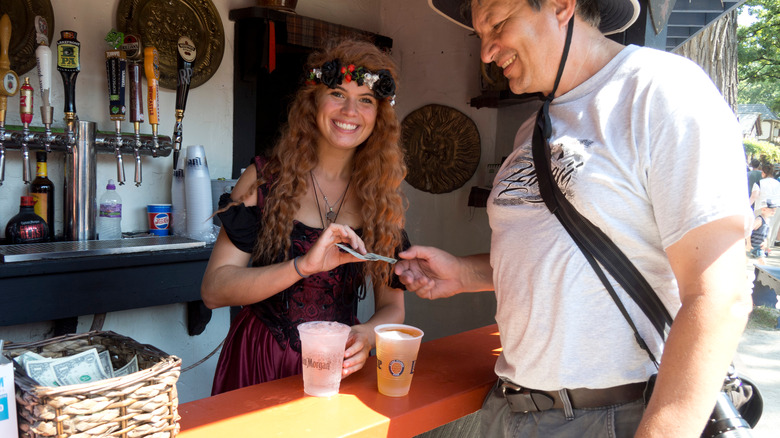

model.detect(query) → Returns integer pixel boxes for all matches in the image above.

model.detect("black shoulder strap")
[531,101,672,365]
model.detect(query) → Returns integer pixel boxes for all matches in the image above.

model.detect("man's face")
[471,0,562,95]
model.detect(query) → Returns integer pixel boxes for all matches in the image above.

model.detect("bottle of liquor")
[30,151,55,240]
[5,196,49,244]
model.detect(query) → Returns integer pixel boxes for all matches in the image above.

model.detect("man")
[749,199,777,265]
[750,162,780,246]
[747,158,762,204]
[397,0,752,436]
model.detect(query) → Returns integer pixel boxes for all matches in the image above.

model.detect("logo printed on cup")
[153,213,170,229]
[302,357,331,371]
[389,360,405,377]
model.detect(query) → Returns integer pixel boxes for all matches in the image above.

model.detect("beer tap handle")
[124,36,144,130]
[0,14,21,186]
[123,34,144,186]
[20,77,34,183]
[34,16,53,151]
[173,36,196,170]
[0,139,4,186]
[106,47,127,184]
[144,46,160,156]
[56,30,80,144]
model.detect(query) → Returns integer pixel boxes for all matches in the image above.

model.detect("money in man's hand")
[336,243,397,264]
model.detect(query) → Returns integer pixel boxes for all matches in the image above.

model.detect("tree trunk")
[674,9,739,113]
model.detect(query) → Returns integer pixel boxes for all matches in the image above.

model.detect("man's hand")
[394,246,493,299]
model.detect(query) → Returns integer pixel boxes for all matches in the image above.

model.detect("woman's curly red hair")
[242,38,406,289]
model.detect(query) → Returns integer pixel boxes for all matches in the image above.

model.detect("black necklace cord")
[535,15,574,215]
[530,15,668,365]
[310,170,351,228]
[542,14,575,137]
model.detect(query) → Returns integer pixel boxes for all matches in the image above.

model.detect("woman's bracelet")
[293,256,310,278]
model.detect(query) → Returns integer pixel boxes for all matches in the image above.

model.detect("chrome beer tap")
[105,30,127,185]
[19,77,34,183]
[122,34,144,186]
[57,30,80,152]
[173,36,196,170]
[0,14,20,186]
[144,46,160,156]
[34,16,54,152]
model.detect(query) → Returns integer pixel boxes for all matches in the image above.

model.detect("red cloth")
[268,21,276,73]
[211,307,303,395]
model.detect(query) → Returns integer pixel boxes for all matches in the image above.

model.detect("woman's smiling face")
[315,80,378,151]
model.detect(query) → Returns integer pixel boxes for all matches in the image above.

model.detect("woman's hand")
[296,223,367,276]
[342,326,373,378]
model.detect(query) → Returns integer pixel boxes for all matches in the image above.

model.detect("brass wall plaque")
[116,0,224,90]
[0,0,55,76]
[402,104,481,194]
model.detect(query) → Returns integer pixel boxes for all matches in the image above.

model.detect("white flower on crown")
[363,73,379,90]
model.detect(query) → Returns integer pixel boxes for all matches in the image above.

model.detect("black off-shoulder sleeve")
[217,192,261,253]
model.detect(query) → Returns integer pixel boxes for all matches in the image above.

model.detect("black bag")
[530,91,763,437]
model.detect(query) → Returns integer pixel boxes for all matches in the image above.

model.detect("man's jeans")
[480,379,645,438]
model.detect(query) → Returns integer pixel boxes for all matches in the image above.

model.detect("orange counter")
[178,324,501,437]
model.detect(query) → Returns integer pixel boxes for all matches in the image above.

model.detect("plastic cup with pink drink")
[297,321,351,397]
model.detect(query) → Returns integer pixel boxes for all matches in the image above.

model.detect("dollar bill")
[14,350,46,368]
[98,350,114,379]
[51,349,110,386]
[25,358,59,387]
[113,355,139,377]
[336,243,397,264]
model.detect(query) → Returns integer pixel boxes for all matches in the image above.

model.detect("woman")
[201,39,408,395]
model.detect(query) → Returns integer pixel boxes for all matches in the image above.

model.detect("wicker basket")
[4,331,181,438]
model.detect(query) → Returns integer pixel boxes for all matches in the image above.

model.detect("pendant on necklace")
[326,209,337,224]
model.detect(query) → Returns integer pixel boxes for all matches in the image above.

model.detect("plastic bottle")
[97,179,122,240]
[5,196,49,244]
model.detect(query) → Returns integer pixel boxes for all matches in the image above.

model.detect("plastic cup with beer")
[297,321,351,397]
[374,323,424,397]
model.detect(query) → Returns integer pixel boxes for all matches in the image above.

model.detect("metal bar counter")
[178,324,501,438]
[0,237,212,326]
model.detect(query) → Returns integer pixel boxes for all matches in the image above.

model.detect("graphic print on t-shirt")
[493,138,587,206]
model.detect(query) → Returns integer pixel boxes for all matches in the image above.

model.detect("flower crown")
[306,59,397,106]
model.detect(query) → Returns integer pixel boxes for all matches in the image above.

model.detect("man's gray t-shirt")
[487,45,749,390]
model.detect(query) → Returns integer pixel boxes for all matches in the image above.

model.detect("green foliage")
[744,138,780,163]
[738,1,780,114]
[747,305,780,330]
